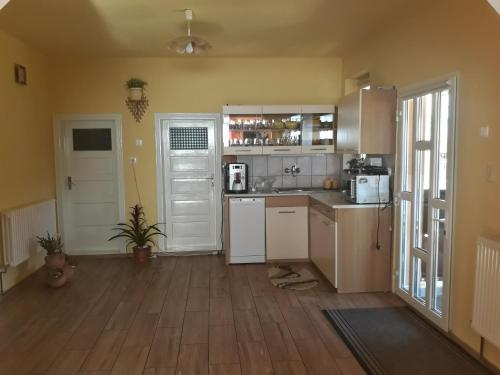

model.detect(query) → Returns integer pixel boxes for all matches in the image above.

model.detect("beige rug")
[268,265,319,291]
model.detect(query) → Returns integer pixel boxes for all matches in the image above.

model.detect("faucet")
[284,164,301,176]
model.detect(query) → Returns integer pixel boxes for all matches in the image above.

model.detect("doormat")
[323,307,493,375]
[267,265,319,290]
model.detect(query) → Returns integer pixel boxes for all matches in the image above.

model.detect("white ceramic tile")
[296,156,312,175]
[272,176,283,188]
[268,157,283,176]
[282,157,297,171]
[282,176,297,188]
[311,175,326,188]
[311,155,327,175]
[252,156,268,177]
[296,175,311,188]
[237,156,253,176]
[326,154,341,176]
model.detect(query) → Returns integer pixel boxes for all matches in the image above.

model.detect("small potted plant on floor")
[126,78,147,101]
[109,204,166,263]
[36,232,74,287]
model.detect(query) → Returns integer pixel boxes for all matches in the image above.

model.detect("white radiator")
[1,199,57,267]
[472,236,500,349]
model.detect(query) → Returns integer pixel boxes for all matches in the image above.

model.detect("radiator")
[472,236,500,349]
[1,199,57,267]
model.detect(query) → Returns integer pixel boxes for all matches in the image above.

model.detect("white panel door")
[57,117,124,254]
[157,116,219,251]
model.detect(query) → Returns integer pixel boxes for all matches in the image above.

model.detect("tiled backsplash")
[237,154,341,189]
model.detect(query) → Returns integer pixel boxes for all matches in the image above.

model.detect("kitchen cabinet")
[309,207,336,286]
[336,207,392,293]
[266,196,309,260]
[337,89,396,154]
[223,105,337,155]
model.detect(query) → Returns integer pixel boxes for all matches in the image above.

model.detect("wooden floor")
[0,255,404,375]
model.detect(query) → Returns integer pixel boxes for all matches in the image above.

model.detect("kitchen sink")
[273,188,314,194]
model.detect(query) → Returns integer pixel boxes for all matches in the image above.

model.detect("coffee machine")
[225,163,248,193]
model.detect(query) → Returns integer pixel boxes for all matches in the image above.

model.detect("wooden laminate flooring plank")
[272,361,308,375]
[146,327,181,368]
[110,345,150,375]
[209,364,242,375]
[158,297,187,328]
[253,295,284,324]
[122,313,159,348]
[105,301,141,331]
[260,321,300,361]
[186,287,210,312]
[233,309,264,342]
[281,307,317,341]
[237,341,273,375]
[209,297,234,326]
[335,357,366,375]
[295,338,342,375]
[190,256,211,288]
[208,325,240,364]
[143,368,176,375]
[66,314,108,350]
[46,349,90,375]
[176,343,209,375]
[181,311,209,344]
[81,330,128,371]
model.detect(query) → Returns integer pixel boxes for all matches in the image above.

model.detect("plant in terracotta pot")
[37,232,65,268]
[126,78,147,101]
[36,232,74,287]
[109,204,165,263]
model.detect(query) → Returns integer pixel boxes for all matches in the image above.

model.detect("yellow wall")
[50,57,342,222]
[342,0,500,367]
[0,30,55,290]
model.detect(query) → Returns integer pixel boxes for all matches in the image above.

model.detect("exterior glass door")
[396,76,456,330]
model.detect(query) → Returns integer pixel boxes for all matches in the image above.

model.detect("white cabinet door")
[309,208,336,286]
[266,206,308,260]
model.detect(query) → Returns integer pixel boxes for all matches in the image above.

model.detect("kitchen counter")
[225,190,385,209]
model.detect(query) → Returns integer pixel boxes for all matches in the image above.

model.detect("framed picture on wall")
[14,64,27,85]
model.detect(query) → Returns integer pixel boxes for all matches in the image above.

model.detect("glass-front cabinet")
[223,105,336,155]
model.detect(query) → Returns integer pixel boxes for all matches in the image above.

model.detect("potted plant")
[109,204,166,263]
[36,232,74,287]
[37,232,65,269]
[126,78,147,101]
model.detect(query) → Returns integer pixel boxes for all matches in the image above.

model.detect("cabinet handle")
[278,210,296,214]
[236,149,252,152]
[274,148,291,152]
[321,220,333,227]
[311,147,327,151]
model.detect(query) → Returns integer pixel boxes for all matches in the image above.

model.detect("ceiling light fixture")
[168,9,211,55]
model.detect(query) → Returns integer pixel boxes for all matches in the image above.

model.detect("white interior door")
[156,114,220,252]
[55,116,124,254]
[395,76,457,330]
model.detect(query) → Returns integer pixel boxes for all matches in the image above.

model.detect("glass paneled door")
[395,76,457,330]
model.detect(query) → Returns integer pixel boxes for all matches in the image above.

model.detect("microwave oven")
[349,175,390,204]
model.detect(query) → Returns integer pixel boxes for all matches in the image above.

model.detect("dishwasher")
[229,197,266,264]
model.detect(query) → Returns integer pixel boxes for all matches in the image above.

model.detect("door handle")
[67,176,75,190]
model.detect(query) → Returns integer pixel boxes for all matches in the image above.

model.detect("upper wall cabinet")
[337,89,396,154]
[222,104,336,155]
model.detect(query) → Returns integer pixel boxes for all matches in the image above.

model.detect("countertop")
[225,190,385,209]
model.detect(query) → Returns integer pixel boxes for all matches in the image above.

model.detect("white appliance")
[229,197,265,263]
[349,175,390,204]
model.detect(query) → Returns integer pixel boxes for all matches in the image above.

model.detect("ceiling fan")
[168,9,211,55]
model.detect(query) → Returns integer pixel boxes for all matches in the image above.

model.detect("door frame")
[155,113,222,252]
[53,114,126,253]
[393,73,459,331]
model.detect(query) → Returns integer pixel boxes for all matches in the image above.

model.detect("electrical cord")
[376,175,381,250]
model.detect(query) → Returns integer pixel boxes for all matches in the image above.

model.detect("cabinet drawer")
[301,145,336,154]
[266,206,308,260]
[262,146,302,155]
[266,196,308,208]
[223,146,262,155]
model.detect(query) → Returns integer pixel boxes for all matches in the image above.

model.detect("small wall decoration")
[125,78,149,123]
[14,64,27,85]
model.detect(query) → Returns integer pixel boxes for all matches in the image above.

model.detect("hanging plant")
[125,78,149,123]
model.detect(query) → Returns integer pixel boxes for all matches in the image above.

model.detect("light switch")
[129,157,138,165]
[480,126,490,138]
[135,139,143,146]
